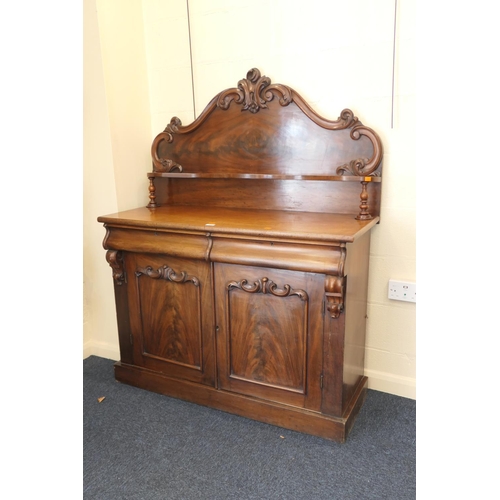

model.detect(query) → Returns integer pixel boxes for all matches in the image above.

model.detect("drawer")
[103,226,210,260]
[210,237,345,275]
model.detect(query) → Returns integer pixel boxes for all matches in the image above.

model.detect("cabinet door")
[125,253,215,386]
[215,263,324,410]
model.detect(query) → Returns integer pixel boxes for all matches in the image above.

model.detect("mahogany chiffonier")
[98,69,383,443]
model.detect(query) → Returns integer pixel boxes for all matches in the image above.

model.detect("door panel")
[215,263,323,409]
[228,288,308,393]
[126,253,215,386]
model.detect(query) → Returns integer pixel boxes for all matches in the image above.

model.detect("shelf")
[147,172,381,182]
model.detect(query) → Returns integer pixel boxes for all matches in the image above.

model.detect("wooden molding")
[227,276,308,301]
[135,265,200,287]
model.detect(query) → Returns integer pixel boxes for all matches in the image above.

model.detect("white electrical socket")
[388,280,416,303]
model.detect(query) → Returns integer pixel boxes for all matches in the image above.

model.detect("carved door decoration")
[215,263,324,410]
[126,253,215,386]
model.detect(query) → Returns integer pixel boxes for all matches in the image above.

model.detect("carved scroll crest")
[218,68,293,114]
[227,277,308,301]
[337,109,360,129]
[164,116,182,142]
[335,126,383,177]
[151,117,184,173]
[106,250,126,286]
[135,265,200,286]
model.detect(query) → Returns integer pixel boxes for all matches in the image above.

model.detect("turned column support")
[147,175,158,208]
[355,179,374,220]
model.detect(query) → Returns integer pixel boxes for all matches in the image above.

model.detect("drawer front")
[104,226,210,260]
[211,238,345,275]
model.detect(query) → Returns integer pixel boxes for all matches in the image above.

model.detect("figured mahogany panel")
[152,69,382,179]
[215,263,324,410]
[227,281,308,392]
[126,253,215,386]
[136,266,201,367]
[155,102,374,176]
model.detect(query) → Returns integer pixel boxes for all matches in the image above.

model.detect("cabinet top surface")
[98,206,379,243]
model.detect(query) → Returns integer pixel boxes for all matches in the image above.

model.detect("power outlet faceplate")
[388,280,416,303]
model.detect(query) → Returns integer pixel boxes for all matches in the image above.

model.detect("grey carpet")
[83,355,415,500]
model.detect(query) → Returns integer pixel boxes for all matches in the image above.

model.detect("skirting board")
[365,368,416,399]
[83,340,119,362]
[82,341,415,400]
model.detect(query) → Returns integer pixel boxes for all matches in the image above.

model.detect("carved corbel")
[106,250,126,286]
[325,275,346,318]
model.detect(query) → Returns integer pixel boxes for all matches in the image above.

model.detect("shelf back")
[150,68,383,217]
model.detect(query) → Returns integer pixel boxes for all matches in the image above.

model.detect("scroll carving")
[151,117,184,173]
[338,109,360,128]
[218,68,293,114]
[156,159,183,173]
[164,116,182,141]
[135,265,200,286]
[325,276,346,319]
[335,126,383,177]
[106,250,126,286]
[227,277,308,301]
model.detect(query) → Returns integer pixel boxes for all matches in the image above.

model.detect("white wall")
[83,0,152,359]
[85,0,416,399]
